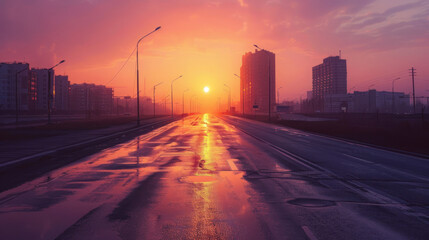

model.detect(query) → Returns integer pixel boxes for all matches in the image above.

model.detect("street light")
[223,88,229,112]
[224,83,231,113]
[254,44,273,121]
[15,67,28,124]
[392,77,400,113]
[190,94,196,114]
[171,75,182,117]
[277,86,282,104]
[163,94,170,114]
[153,81,163,117]
[48,60,65,124]
[136,26,161,126]
[234,74,244,116]
[183,88,189,115]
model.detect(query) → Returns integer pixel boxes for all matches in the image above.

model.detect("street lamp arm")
[137,26,161,45]
[49,60,65,70]
[171,75,183,84]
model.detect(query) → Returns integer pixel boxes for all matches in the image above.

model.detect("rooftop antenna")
[339,50,342,58]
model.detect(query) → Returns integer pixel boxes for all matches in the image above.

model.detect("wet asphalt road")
[0,114,428,240]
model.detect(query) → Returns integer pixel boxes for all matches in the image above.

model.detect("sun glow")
[204,86,210,93]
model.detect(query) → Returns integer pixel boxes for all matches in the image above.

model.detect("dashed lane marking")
[227,159,239,171]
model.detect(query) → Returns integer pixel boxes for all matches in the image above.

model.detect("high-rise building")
[55,75,70,112]
[70,83,113,115]
[312,56,347,112]
[240,49,275,115]
[0,62,33,112]
[31,68,54,112]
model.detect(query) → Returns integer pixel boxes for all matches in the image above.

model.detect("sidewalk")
[0,117,168,165]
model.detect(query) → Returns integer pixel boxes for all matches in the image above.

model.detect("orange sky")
[1,0,428,112]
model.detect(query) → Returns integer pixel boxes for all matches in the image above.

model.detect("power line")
[104,46,137,87]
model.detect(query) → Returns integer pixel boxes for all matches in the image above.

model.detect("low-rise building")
[70,83,113,115]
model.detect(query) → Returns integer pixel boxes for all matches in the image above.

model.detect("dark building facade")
[312,56,347,112]
[54,75,70,112]
[240,49,275,115]
[70,83,113,115]
[31,68,55,112]
[0,62,34,112]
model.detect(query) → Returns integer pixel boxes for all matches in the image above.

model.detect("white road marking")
[342,153,373,164]
[302,226,318,240]
[227,159,239,171]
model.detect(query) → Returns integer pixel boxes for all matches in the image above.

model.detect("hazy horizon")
[1,0,428,112]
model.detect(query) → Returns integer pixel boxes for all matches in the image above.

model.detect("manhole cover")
[287,198,336,207]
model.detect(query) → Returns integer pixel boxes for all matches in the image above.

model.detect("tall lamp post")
[183,88,189,115]
[234,74,243,116]
[15,67,28,124]
[224,83,231,113]
[392,77,400,113]
[136,26,161,126]
[254,44,273,121]
[163,94,170,114]
[48,60,65,124]
[277,86,282,104]
[367,84,375,112]
[153,81,163,117]
[171,75,182,117]
[190,94,196,114]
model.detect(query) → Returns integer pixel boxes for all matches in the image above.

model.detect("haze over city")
[1,1,429,240]
[1,0,428,112]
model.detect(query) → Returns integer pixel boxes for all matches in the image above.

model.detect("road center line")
[302,226,318,240]
[227,159,239,171]
[342,153,373,164]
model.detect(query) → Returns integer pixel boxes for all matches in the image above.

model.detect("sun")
[203,86,210,93]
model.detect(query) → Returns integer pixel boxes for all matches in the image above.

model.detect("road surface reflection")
[0,114,288,239]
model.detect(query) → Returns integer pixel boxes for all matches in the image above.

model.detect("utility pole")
[171,75,182,117]
[153,82,163,117]
[47,60,65,124]
[392,77,400,113]
[410,67,416,113]
[15,67,28,124]
[182,89,189,115]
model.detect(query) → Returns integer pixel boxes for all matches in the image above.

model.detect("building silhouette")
[0,62,35,112]
[70,83,113,116]
[312,56,347,112]
[240,49,275,115]
[31,68,55,112]
[54,75,70,112]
